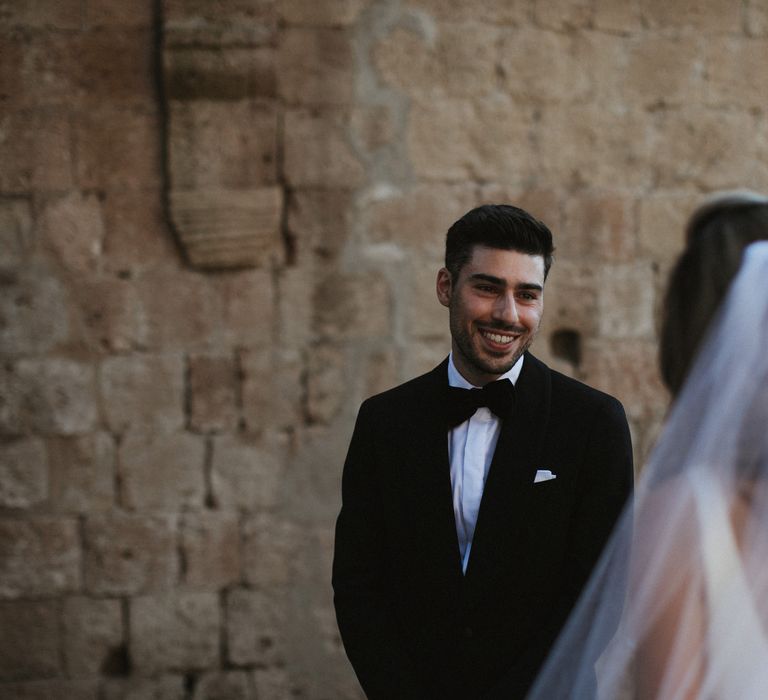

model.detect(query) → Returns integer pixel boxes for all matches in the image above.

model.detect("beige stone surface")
[188,354,238,433]
[130,593,220,673]
[47,432,116,513]
[0,438,48,508]
[225,588,285,666]
[83,513,177,595]
[0,197,33,266]
[100,354,185,434]
[0,518,81,598]
[0,600,61,680]
[180,511,241,589]
[192,671,255,700]
[703,36,768,109]
[598,262,656,340]
[119,432,207,510]
[62,596,123,677]
[0,680,99,700]
[279,0,364,26]
[100,676,185,700]
[278,28,354,105]
[561,192,637,262]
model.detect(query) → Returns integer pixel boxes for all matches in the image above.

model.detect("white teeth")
[484,331,514,344]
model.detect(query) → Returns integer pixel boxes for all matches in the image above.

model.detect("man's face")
[436,245,545,387]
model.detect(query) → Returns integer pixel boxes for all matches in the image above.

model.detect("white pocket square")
[534,469,557,483]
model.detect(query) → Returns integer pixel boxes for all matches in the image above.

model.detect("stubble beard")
[450,319,534,381]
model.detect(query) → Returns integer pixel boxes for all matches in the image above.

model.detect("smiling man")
[332,204,634,699]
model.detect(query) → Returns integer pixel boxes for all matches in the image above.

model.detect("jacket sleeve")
[332,401,427,700]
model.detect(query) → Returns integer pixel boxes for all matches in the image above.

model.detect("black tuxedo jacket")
[332,353,633,699]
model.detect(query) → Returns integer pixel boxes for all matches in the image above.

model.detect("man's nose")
[492,293,519,324]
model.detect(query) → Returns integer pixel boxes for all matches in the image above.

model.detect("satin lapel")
[465,353,552,578]
[406,359,465,580]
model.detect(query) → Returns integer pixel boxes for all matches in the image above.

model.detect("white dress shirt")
[448,353,524,574]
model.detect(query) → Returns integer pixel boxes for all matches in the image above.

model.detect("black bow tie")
[446,379,515,428]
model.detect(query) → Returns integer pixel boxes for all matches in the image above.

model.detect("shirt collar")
[447,352,525,389]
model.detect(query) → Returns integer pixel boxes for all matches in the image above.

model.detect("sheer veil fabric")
[527,242,768,700]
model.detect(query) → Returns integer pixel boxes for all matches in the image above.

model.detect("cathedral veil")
[526,241,768,699]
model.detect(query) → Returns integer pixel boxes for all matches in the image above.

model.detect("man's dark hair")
[444,204,555,281]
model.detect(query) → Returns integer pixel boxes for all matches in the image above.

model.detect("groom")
[332,204,634,699]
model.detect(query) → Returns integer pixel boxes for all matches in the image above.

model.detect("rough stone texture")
[130,593,220,674]
[3,1,768,697]
[62,597,123,678]
[180,511,241,588]
[83,513,177,595]
[0,437,48,508]
[119,431,207,510]
[0,600,60,680]
[0,518,80,598]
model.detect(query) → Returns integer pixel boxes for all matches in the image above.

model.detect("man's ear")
[436,267,453,308]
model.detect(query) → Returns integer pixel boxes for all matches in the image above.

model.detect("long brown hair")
[659,191,768,396]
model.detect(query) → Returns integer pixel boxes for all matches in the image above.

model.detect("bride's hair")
[659,190,768,396]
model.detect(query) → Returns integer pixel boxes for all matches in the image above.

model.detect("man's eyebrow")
[468,273,543,292]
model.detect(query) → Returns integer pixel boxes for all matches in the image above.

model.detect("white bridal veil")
[527,240,768,700]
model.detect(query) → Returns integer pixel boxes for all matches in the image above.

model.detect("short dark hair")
[444,204,555,281]
[659,191,768,396]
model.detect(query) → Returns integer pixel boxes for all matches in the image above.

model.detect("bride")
[526,191,768,699]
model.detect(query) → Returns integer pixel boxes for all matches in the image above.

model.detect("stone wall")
[1,1,767,698]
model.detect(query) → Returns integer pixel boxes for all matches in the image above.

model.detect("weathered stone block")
[534,0,592,29]
[623,35,704,108]
[100,676,185,700]
[746,0,768,37]
[165,46,276,101]
[180,511,241,588]
[598,262,656,340]
[102,189,178,274]
[0,197,33,267]
[12,358,97,436]
[100,354,185,434]
[225,588,285,667]
[210,433,284,511]
[284,109,365,187]
[242,513,301,587]
[168,100,277,191]
[0,601,60,681]
[593,0,642,32]
[240,347,303,433]
[313,268,392,340]
[704,37,768,110]
[84,0,155,28]
[278,0,364,26]
[278,28,354,105]
[0,1,82,29]
[163,0,277,46]
[169,187,283,269]
[192,671,255,700]
[62,597,123,677]
[499,28,591,104]
[119,432,206,510]
[253,668,294,700]
[0,438,48,509]
[83,513,177,595]
[638,0,742,33]
[404,257,450,340]
[0,680,99,700]
[47,432,115,513]
[0,108,74,192]
[637,191,697,262]
[287,188,354,262]
[0,518,80,598]
[539,261,600,339]
[210,267,276,347]
[364,349,398,398]
[39,191,104,274]
[0,270,70,356]
[71,276,147,352]
[306,342,347,424]
[74,105,161,190]
[650,109,764,190]
[365,183,477,255]
[406,0,527,24]
[581,339,669,422]
[561,192,637,262]
[351,104,396,152]
[130,593,220,673]
[407,96,537,184]
[188,355,238,433]
[275,265,314,348]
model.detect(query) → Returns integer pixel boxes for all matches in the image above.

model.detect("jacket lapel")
[465,353,552,578]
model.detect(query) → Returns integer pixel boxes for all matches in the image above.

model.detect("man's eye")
[476,285,496,293]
